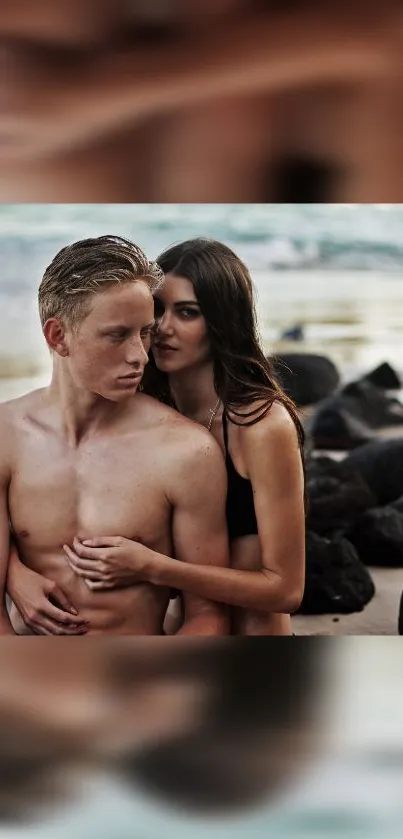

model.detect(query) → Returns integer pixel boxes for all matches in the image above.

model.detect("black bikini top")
[223,413,258,540]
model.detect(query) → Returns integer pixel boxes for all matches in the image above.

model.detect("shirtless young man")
[0,235,229,636]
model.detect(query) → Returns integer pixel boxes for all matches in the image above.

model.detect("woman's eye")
[180,308,199,319]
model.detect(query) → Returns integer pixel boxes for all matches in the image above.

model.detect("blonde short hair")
[38,235,164,330]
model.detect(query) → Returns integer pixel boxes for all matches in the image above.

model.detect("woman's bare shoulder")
[238,399,299,449]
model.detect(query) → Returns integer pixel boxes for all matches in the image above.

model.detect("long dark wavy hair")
[141,238,305,456]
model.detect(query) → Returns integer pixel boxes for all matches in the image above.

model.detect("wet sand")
[292,567,403,636]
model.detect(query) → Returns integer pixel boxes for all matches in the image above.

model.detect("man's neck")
[48,373,126,447]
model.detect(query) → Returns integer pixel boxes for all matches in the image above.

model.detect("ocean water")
[1,203,403,399]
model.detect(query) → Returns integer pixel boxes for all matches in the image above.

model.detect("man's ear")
[42,318,70,357]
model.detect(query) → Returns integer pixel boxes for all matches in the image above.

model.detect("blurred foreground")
[3,1,403,201]
[0,639,403,837]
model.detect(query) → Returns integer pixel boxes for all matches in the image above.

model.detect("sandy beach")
[293,567,403,635]
[292,418,403,636]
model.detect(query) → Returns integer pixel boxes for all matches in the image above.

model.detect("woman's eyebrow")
[174,300,199,306]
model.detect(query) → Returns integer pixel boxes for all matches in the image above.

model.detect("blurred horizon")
[1,204,403,399]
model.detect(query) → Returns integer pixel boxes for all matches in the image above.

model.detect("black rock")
[340,379,403,428]
[346,439,403,505]
[306,456,377,536]
[308,378,403,451]
[364,362,401,391]
[390,495,403,515]
[348,507,403,567]
[279,324,305,341]
[299,531,375,615]
[271,353,340,406]
[308,400,374,451]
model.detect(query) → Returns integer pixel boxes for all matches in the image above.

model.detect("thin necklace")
[206,397,221,432]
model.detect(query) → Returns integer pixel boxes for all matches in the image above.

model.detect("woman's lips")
[154,344,178,354]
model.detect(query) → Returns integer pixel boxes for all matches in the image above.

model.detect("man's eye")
[109,333,125,342]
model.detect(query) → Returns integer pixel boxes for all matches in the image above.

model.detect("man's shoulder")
[135,396,225,479]
[138,395,218,447]
[136,393,182,425]
[171,424,225,486]
[0,395,22,429]
[0,395,37,475]
[164,413,221,459]
[0,388,46,424]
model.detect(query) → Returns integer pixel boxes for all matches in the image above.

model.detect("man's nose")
[126,338,148,367]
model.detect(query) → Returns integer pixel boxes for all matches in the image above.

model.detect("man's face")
[63,281,155,401]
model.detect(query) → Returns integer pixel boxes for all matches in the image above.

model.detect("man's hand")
[8,562,89,635]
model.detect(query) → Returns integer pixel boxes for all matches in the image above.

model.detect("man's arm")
[0,409,15,634]
[169,432,230,636]
[7,540,87,635]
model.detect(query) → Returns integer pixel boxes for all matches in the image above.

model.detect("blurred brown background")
[2,0,403,202]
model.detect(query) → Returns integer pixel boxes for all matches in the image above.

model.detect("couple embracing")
[1,234,305,635]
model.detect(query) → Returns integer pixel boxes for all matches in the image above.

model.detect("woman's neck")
[168,365,219,426]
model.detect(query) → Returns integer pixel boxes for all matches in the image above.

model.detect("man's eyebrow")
[101,324,130,331]
[101,320,156,330]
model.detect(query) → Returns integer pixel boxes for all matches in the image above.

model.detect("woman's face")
[152,273,211,374]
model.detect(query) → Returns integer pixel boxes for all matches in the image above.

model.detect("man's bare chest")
[9,432,170,547]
